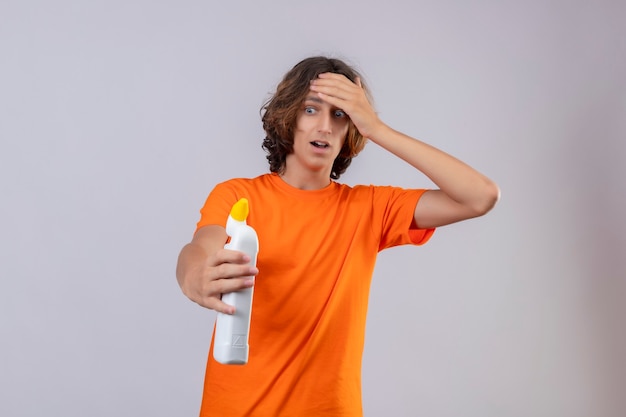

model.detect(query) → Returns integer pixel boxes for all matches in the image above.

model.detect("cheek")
[339,123,351,143]
[336,120,350,137]
[294,112,310,130]
[337,124,355,155]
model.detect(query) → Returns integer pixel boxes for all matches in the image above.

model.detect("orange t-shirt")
[195,173,434,417]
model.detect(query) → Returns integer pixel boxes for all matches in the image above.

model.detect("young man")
[177,56,499,416]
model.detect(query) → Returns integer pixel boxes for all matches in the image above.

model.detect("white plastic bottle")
[213,198,259,365]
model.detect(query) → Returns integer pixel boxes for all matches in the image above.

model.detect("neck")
[279,169,332,190]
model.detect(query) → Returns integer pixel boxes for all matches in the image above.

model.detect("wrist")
[364,121,392,144]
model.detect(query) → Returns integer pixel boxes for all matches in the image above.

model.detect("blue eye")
[334,109,346,118]
[304,107,316,115]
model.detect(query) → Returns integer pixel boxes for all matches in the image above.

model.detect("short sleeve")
[195,181,241,233]
[374,187,435,251]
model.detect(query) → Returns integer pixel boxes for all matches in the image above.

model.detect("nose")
[318,111,333,134]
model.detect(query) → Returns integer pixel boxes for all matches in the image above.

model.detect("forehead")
[302,95,342,109]
[303,95,323,104]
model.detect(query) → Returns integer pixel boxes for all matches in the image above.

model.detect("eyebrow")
[302,95,345,113]
[303,96,324,104]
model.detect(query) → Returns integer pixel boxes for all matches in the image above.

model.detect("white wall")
[1,1,624,416]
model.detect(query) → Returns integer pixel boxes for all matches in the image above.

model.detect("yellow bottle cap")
[230,198,249,222]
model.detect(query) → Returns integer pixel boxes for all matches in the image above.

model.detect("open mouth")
[310,141,329,149]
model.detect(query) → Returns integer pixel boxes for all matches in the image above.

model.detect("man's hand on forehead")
[310,72,381,139]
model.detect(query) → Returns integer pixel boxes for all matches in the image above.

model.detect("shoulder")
[339,183,429,209]
[213,174,274,192]
[342,183,412,197]
[332,183,395,206]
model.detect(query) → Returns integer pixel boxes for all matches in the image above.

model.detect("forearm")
[368,122,500,214]
[176,243,209,288]
[176,226,227,289]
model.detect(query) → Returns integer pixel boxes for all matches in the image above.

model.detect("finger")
[212,276,255,295]
[200,296,236,314]
[310,83,355,105]
[317,72,353,83]
[317,72,362,92]
[312,76,356,92]
[202,277,255,314]
[311,88,347,105]
[311,79,363,104]
[212,262,259,280]
[210,248,252,266]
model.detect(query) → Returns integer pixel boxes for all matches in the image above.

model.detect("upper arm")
[413,189,488,229]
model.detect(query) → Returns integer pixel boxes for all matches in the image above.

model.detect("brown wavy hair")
[261,56,371,180]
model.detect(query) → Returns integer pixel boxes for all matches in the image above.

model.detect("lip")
[309,141,332,155]
[310,140,330,147]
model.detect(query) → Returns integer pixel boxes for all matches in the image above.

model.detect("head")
[261,56,371,179]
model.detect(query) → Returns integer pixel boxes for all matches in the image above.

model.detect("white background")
[1,1,624,416]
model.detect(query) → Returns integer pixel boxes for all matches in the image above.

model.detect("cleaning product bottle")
[213,198,259,365]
